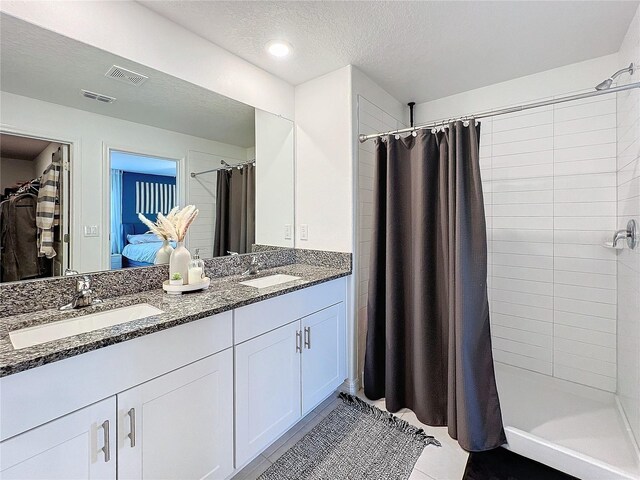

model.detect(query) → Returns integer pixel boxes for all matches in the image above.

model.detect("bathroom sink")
[239,274,301,289]
[9,303,164,350]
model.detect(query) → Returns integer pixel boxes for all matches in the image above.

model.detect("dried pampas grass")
[138,205,199,242]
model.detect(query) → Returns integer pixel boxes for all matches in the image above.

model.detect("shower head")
[595,78,613,91]
[595,63,635,90]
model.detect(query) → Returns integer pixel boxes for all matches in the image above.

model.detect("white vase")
[169,242,190,285]
[155,240,174,265]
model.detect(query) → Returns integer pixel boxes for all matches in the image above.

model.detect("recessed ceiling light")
[266,40,292,58]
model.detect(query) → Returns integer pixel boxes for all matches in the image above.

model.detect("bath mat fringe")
[259,393,438,479]
[338,392,441,447]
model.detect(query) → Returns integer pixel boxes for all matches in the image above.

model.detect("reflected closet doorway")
[0,132,71,282]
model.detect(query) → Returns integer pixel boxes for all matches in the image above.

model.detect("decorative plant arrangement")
[169,273,183,286]
[139,205,200,285]
[138,205,199,244]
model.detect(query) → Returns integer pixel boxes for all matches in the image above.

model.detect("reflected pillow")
[127,233,163,244]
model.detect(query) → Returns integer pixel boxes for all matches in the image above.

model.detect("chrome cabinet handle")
[296,330,302,353]
[127,408,136,448]
[101,420,110,462]
[304,327,311,349]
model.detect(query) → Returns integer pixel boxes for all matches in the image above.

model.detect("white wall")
[352,67,406,383]
[1,91,249,273]
[295,66,353,252]
[0,0,295,120]
[416,55,620,125]
[33,142,59,178]
[295,66,397,391]
[0,157,35,192]
[616,3,640,444]
[255,110,295,248]
[415,55,621,392]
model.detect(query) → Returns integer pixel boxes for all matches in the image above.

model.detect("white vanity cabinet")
[0,277,348,480]
[234,278,347,467]
[0,312,234,480]
[117,350,234,480]
[0,397,116,479]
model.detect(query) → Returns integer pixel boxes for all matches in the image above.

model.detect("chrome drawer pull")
[304,327,311,349]
[127,408,136,448]
[101,420,110,462]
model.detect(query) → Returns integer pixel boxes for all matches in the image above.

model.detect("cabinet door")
[301,303,346,415]
[235,321,301,467]
[0,397,116,480]
[117,349,234,480]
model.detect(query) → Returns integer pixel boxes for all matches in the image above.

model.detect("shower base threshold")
[495,363,639,480]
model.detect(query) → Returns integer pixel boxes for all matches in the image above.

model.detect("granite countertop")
[0,263,350,377]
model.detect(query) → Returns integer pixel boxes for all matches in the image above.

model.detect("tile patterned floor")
[232,391,469,480]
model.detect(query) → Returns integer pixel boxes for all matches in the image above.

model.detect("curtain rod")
[190,159,256,178]
[359,82,640,143]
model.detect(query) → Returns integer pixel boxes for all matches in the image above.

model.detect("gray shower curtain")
[213,165,255,256]
[363,120,506,452]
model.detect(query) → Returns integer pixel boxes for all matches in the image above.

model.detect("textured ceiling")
[0,14,255,147]
[111,151,177,177]
[140,0,639,103]
[0,133,51,160]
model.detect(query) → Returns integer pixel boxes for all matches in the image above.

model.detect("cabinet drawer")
[234,278,346,344]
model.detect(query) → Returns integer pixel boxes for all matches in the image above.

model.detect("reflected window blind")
[135,181,177,214]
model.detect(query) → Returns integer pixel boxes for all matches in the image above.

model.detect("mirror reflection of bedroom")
[109,151,178,269]
[110,148,258,270]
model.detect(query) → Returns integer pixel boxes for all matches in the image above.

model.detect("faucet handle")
[76,275,91,292]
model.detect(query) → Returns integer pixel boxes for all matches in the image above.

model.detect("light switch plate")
[300,224,308,240]
[83,225,99,237]
[284,224,292,240]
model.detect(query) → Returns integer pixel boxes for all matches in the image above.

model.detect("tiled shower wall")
[356,96,405,377]
[482,94,618,392]
[616,4,640,444]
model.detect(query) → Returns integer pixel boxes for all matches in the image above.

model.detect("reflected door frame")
[102,143,185,271]
[0,125,77,275]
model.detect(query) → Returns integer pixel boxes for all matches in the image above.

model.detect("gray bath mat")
[258,393,441,480]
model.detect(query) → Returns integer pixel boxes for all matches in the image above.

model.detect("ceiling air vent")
[81,89,116,104]
[105,65,148,86]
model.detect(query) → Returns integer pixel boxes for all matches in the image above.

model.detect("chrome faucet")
[60,274,103,310]
[612,219,638,250]
[242,255,261,276]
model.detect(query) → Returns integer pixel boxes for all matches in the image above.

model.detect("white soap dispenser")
[188,249,205,285]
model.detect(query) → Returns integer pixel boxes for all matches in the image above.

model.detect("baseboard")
[341,377,361,395]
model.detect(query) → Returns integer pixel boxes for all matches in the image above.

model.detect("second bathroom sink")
[239,274,301,289]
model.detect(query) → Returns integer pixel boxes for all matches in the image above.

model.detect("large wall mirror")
[0,14,294,283]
